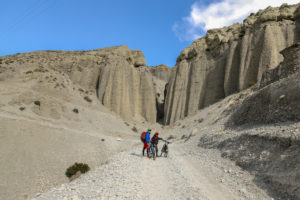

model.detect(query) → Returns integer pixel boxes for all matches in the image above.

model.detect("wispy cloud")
[173,0,299,41]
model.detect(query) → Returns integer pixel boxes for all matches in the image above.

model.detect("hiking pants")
[143,142,149,156]
[154,144,158,156]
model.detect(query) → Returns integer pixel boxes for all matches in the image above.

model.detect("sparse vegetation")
[34,100,40,106]
[19,107,26,111]
[157,93,160,97]
[132,126,138,132]
[73,108,79,113]
[25,71,33,74]
[84,96,92,103]
[124,122,130,126]
[65,162,90,178]
[101,138,105,142]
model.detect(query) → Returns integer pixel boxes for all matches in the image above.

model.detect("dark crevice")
[156,83,168,123]
[96,75,100,98]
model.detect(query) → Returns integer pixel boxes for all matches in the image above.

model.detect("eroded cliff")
[0,45,162,123]
[164,3,300,125]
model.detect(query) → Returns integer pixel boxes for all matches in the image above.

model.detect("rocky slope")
[164,3,300,125]
[230,43,300,125]
[0,61,142,200]
[0,45,173,123]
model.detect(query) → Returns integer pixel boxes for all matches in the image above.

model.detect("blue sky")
[0,0,298,67]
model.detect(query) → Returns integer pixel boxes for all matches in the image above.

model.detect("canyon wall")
[0,45,164,123]
[164,3,300,125]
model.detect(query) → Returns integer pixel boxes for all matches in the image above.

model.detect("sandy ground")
[32,144,271,200]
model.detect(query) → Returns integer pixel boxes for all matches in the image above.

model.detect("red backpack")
[141,132,146,142]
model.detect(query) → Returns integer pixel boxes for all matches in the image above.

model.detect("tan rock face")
[148,64,172,121]
[260,43,300,87]
[230,43,300,125]
[0,45,158,123]
[149,64,172,82]
[164,3,300,125]
[96,53,157,123]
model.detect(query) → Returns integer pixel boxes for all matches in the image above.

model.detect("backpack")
[141,132,146,142]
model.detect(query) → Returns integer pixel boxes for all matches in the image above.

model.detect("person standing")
[151,131,163,156]
[142,128,152,157]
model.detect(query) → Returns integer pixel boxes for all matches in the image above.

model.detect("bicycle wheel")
[164,151,168,157]
[151,145,156,160]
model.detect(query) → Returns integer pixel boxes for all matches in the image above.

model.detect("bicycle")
[148,143,156,160]
[160,140,169,157]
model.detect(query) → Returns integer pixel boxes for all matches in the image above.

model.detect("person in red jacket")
[151,131,163,156]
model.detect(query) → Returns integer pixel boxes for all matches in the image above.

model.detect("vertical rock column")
[96,48,157,123]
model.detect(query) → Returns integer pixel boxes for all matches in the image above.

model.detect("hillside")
[0,46,167,199]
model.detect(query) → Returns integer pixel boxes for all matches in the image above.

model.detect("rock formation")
[230,43,300,125]
[148,65,172,121]
[1,4,299,126]
[96,46,157,123]
[164,3,300,125]
[149,64,172,82]
[0,45,159,123]
[260,43,300,87]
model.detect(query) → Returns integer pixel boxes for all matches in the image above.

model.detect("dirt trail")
[33,144,272,200]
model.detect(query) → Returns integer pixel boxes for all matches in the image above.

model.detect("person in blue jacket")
[143,128,151,157]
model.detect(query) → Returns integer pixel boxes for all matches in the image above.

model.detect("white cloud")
[173,0,299,41]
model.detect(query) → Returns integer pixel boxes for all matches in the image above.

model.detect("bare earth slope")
[0,50,147,200]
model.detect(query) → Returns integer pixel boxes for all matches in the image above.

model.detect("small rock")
[35,193,42,197]
[280,95,285,99]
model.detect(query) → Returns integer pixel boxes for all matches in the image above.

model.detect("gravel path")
[32,143,272,200]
